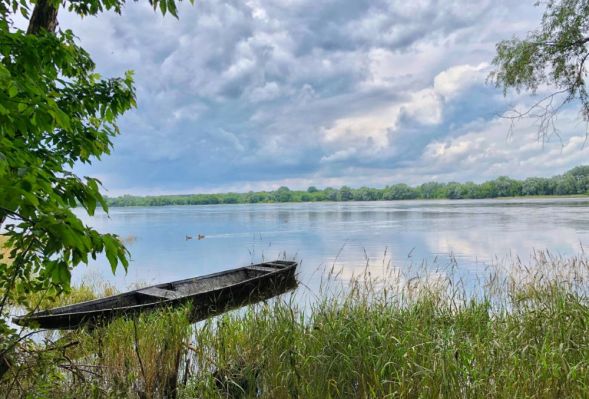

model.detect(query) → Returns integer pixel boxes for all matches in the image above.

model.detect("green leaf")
[0,0,191,321]
[8,85,18,98]
[159,0,167,15]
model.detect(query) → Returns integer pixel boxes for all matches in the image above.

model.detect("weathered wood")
[266,262,290,268]
[13,260,298,329]
[247,265,282,272]
[137,287,182,300]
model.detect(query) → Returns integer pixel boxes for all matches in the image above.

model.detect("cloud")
[317,62,490,164]
[400,88,443,125]
[248,81,283,102]
[320,148,358,164]
[56,0,584,194]
[418,108,589,182]
[433,63,489,99]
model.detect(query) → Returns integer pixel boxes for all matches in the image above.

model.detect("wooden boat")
[13,260,298,330]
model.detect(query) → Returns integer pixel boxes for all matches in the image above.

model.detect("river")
[75,198,589,294]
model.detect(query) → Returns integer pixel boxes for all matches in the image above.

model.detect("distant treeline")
[106,165,589,207]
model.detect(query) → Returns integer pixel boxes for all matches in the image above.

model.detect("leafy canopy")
[0,0,191,341]
[490,0,589,134]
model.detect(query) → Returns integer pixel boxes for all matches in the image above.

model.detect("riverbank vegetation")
[0,0,192,378]
[2,251,589,398]
[107,165,589,206]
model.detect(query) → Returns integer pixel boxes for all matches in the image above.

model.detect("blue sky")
[57,0,589,195]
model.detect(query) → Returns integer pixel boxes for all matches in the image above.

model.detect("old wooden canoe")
[13,260,298,330]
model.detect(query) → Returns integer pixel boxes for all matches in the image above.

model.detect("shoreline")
[5,251,589,397]
[104,165,589,207]
[103,194,589,208]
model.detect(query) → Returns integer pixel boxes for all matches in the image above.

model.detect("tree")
[0,0,192,372]
[478,181,498,198]
[419,182,445,199]
[353,186,380,201]
[323,187,338,201]
[338,186,353,201]
[383,184,418,200]
[490,0,589,138]
[273,186,292,202]
[522,177,546,195]
[222,193,240,204]
[555,174,577,194]
[444,182,465,200]
[565,165,589,192]
[462,182,480,199]
[492,176,522,197]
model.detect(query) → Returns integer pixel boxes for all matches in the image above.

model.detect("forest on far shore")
[106,165,589,207]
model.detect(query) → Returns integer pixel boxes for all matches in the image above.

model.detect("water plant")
[2,251,589,398]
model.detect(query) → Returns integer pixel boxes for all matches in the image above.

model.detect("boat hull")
[13,260,298,330]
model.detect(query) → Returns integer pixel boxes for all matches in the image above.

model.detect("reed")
[1,303,192,398]
[2,251,589,398]
[181,251,589,398]
[83,305,191,397]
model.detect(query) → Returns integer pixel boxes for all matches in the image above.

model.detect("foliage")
[0,2,132,344]
[186,294,589,398]
[490,0,589,135]
[0,0,193,375]
[2,252,589,397]
[182,251,589,398]
[105,165,589,207]
[1,304,191,398]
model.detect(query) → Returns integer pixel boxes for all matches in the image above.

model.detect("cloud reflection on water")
[74,199,589,298]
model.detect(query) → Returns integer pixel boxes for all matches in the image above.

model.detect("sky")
[54,0,589,195]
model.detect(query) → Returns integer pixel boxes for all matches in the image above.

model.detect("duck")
[197,234,205,240]
[185,235,192,240]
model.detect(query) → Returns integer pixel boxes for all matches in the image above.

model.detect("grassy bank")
[3,252,589,398]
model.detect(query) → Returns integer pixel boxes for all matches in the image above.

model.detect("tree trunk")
[27,0,59,35]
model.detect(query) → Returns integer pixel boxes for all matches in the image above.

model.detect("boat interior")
[34,261,296,316]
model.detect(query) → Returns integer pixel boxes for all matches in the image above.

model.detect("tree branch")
[532,36,589,49]
[498,88,571,142]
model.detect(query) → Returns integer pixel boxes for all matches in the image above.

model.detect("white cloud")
[318,62,485,161]
[54,0,587,193]
[320,148,358,163]
[401,88,443,125]
[433,63,489,99]
[418,109,589,182]
[249,81,283,102]
[321,105,399,149]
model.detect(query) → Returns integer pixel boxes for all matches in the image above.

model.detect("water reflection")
[75,198,589,295]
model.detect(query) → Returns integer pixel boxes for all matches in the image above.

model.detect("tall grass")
[182,252,589,398]
[82,306,191,397]
[3,251,589,398]
[2,304,191,398]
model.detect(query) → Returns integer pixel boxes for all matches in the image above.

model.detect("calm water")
[75,198,589,293]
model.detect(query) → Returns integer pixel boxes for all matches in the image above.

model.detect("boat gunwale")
[14,261,297,324]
